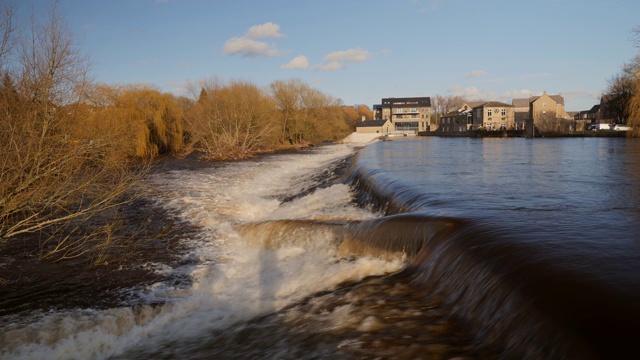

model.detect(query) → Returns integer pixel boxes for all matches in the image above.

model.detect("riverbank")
[420,129,628,138]
[0,154,227,318]
[0,140,363,319]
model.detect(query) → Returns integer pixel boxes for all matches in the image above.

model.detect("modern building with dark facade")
[373,97,431,133]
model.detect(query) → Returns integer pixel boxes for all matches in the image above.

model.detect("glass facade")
[395,121,419,131]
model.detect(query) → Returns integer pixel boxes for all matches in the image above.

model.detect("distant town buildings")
[357,90,621,137]
[358,97,431,135]
[439,91,573,135]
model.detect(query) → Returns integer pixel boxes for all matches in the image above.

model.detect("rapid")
[1,136,639,359]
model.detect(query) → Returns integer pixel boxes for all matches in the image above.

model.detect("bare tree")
[185,79,276,160]
[431,95,467,127]
[269,79,350,145]
[0,1,15,70]
[627,28,640,135]
[0,2,145,263]
[605,72,635,124]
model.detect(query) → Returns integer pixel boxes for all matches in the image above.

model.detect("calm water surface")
[358,137,640,243]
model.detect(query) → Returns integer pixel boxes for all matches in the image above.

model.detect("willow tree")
[626,54,640,137]
[186,79,276,160]
[0,3,145,263]
[269,79,351,145]
[622,26,640,137]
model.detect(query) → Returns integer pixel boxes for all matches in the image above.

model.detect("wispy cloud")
[314,61,343,72]
[324,48,371,63]
[466,70,487,78]
[314,48,371,71]
[223,37,278,57]
[415,0,444,13]
[246,22,284,39]
[380,48,392,56]
[223,22,284,57]
[561,89,601,105]
[281,55,309,70]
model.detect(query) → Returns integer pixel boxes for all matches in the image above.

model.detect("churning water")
[1,137,640,359]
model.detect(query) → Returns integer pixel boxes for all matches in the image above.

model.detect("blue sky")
[17,0,640,111]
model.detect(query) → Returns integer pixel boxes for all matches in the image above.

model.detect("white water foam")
[0,144,403,360]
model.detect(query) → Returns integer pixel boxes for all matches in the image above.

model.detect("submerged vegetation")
[0,2,363,263]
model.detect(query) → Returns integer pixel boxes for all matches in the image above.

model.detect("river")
[1,137,639,359]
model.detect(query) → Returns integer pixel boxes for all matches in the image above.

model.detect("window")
[395,122,419,131]
[487,109,492,117]
[501,108,506,116]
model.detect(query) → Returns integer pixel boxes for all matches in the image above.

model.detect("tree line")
[0,2,368,262]
[605,26,640,137]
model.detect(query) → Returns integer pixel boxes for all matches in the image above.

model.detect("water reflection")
[362,137,640,245]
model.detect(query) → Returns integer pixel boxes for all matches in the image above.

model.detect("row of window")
[442,117,473,125]
[394,114,426,119]
[395,121,420,131]
[393,108,418,114]
[487,109,507,117]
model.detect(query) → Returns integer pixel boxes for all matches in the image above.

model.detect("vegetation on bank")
[0,3,367,264]
[606,26,640,137]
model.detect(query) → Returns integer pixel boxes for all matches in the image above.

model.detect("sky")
[15,0,640,111]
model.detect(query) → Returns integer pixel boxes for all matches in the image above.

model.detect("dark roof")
[381,97,431,107]
[472,101,513,109]
[356,119,389,127]
[588,105,601,114]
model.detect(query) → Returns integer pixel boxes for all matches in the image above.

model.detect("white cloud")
[380,48,392,56]
[247,22,284,39]
[313,48,371,72]
[560,89,601,106]
[324,48,371,63]
[281,55,309,70]
[314,61,343,72]
[466,70,487,78]
[223,22,284,57]
[223,37,278,57]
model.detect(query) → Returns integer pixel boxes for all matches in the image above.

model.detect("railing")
[393,108,419,114]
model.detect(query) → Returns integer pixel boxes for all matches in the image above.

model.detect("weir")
[340,148,640,359]
[3,140,640,359]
